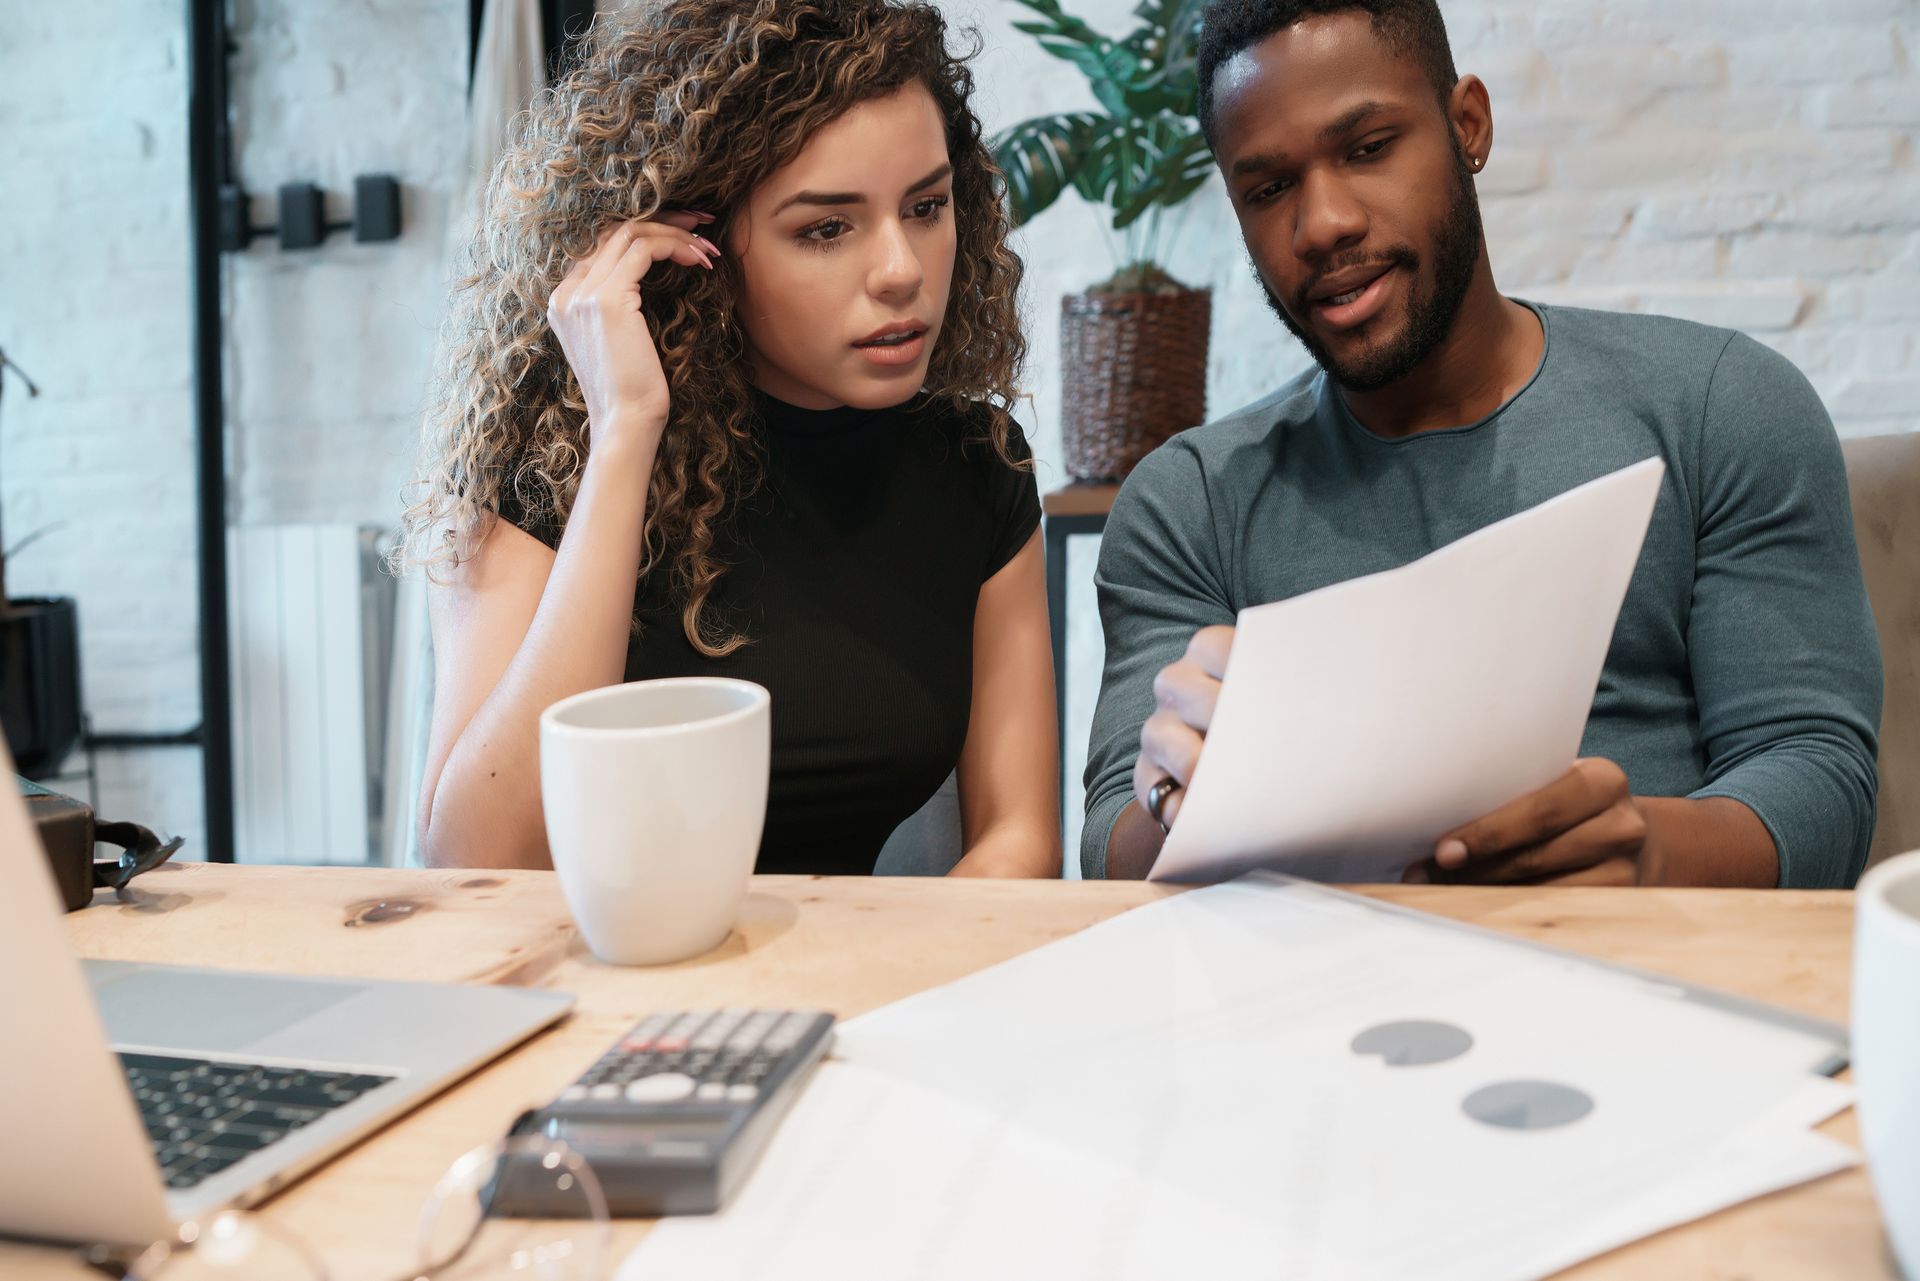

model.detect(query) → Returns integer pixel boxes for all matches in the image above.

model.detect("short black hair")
[1196,0,1460,142]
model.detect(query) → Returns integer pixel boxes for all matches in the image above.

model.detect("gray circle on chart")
[1462,1080,1595,1131]
[1349,1020,1475,1067]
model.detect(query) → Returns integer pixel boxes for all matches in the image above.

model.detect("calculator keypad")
[559,1010,826,1107]
[503,1007,835,1218]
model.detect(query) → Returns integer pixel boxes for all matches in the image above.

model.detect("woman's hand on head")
[545,211,718,458]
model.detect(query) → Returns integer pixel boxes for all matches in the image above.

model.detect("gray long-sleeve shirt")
[1082,302,1881,888]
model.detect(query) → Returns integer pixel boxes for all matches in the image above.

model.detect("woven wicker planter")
[1059,287,1211,482]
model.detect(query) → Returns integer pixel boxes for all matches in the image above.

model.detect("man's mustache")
[1294,247,1420,314]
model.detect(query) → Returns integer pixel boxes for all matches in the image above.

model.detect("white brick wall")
[0,0,465,860]
[226,0,467,529]
[2,0,1914,863]
[0,4,203,853]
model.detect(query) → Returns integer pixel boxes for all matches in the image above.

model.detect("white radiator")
[226,524,396,864]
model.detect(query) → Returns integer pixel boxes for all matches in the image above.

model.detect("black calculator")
[494,1009,835,1217]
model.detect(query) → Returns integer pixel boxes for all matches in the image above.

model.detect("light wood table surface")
[8,864,1896,1279]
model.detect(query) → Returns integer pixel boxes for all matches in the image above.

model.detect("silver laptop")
[0,744,575,1248]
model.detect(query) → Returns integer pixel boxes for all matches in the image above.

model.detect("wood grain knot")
[461,877,503,889]
[344,898,427,927]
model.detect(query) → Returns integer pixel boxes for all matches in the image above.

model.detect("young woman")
[398,0,1058,877]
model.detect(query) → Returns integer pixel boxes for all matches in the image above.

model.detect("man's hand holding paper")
[1114,459,1787,888]
[1131,625,1233,833]
[1134,626,1659,886]
[1117,458,1683,885]
[1408,757,1646,886]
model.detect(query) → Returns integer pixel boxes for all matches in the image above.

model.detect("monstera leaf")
[992,0,1216,276]
[994,112,1104,227]
[1073,112,1213,230]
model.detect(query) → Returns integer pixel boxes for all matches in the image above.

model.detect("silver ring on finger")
[1146,776,1183,835]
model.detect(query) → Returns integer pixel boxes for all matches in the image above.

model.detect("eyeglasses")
[79,1135,610,1281]
[91,820,183,892]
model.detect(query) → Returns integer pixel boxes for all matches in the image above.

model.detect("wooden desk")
[10,866,1893,1279]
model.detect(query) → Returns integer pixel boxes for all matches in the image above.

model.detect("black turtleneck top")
[499,392,1041,875]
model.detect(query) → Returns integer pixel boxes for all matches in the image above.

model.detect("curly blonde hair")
[397,0,1028,656]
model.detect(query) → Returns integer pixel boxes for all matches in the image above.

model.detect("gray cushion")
[872,772,964,875]
[1843,434,1920,871]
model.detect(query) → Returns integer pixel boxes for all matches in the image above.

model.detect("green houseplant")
[993,0,1216,481]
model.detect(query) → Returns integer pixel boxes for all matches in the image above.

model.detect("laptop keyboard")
[119,1051,394,1190]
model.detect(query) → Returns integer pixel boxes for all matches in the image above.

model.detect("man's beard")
[1259,149,1484,393]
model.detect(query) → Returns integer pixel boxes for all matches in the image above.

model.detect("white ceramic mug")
[539,678,770,965]
[1855,848,1920,1279]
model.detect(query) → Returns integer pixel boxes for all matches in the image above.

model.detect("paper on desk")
[623,879,1855,1281]
[1519,1076,1857,1281]
[838,876,1844,1119]
[1152,457,1666,884]
[619,1089,1855,1281]
[622,1042,1855,1281]
[819,876,1855,1280]
[618,1060,1280,1281]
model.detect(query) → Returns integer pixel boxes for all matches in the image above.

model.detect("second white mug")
[1855,847,1920,1280]
[539,678,770,966]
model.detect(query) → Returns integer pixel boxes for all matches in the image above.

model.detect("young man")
[1083,0,1881,887]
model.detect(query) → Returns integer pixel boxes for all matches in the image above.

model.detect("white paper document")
[1152,457,1667,884]
[620,1061,1285,1281]
[623,877,1856,1281]
[623,1069,1854,1281]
